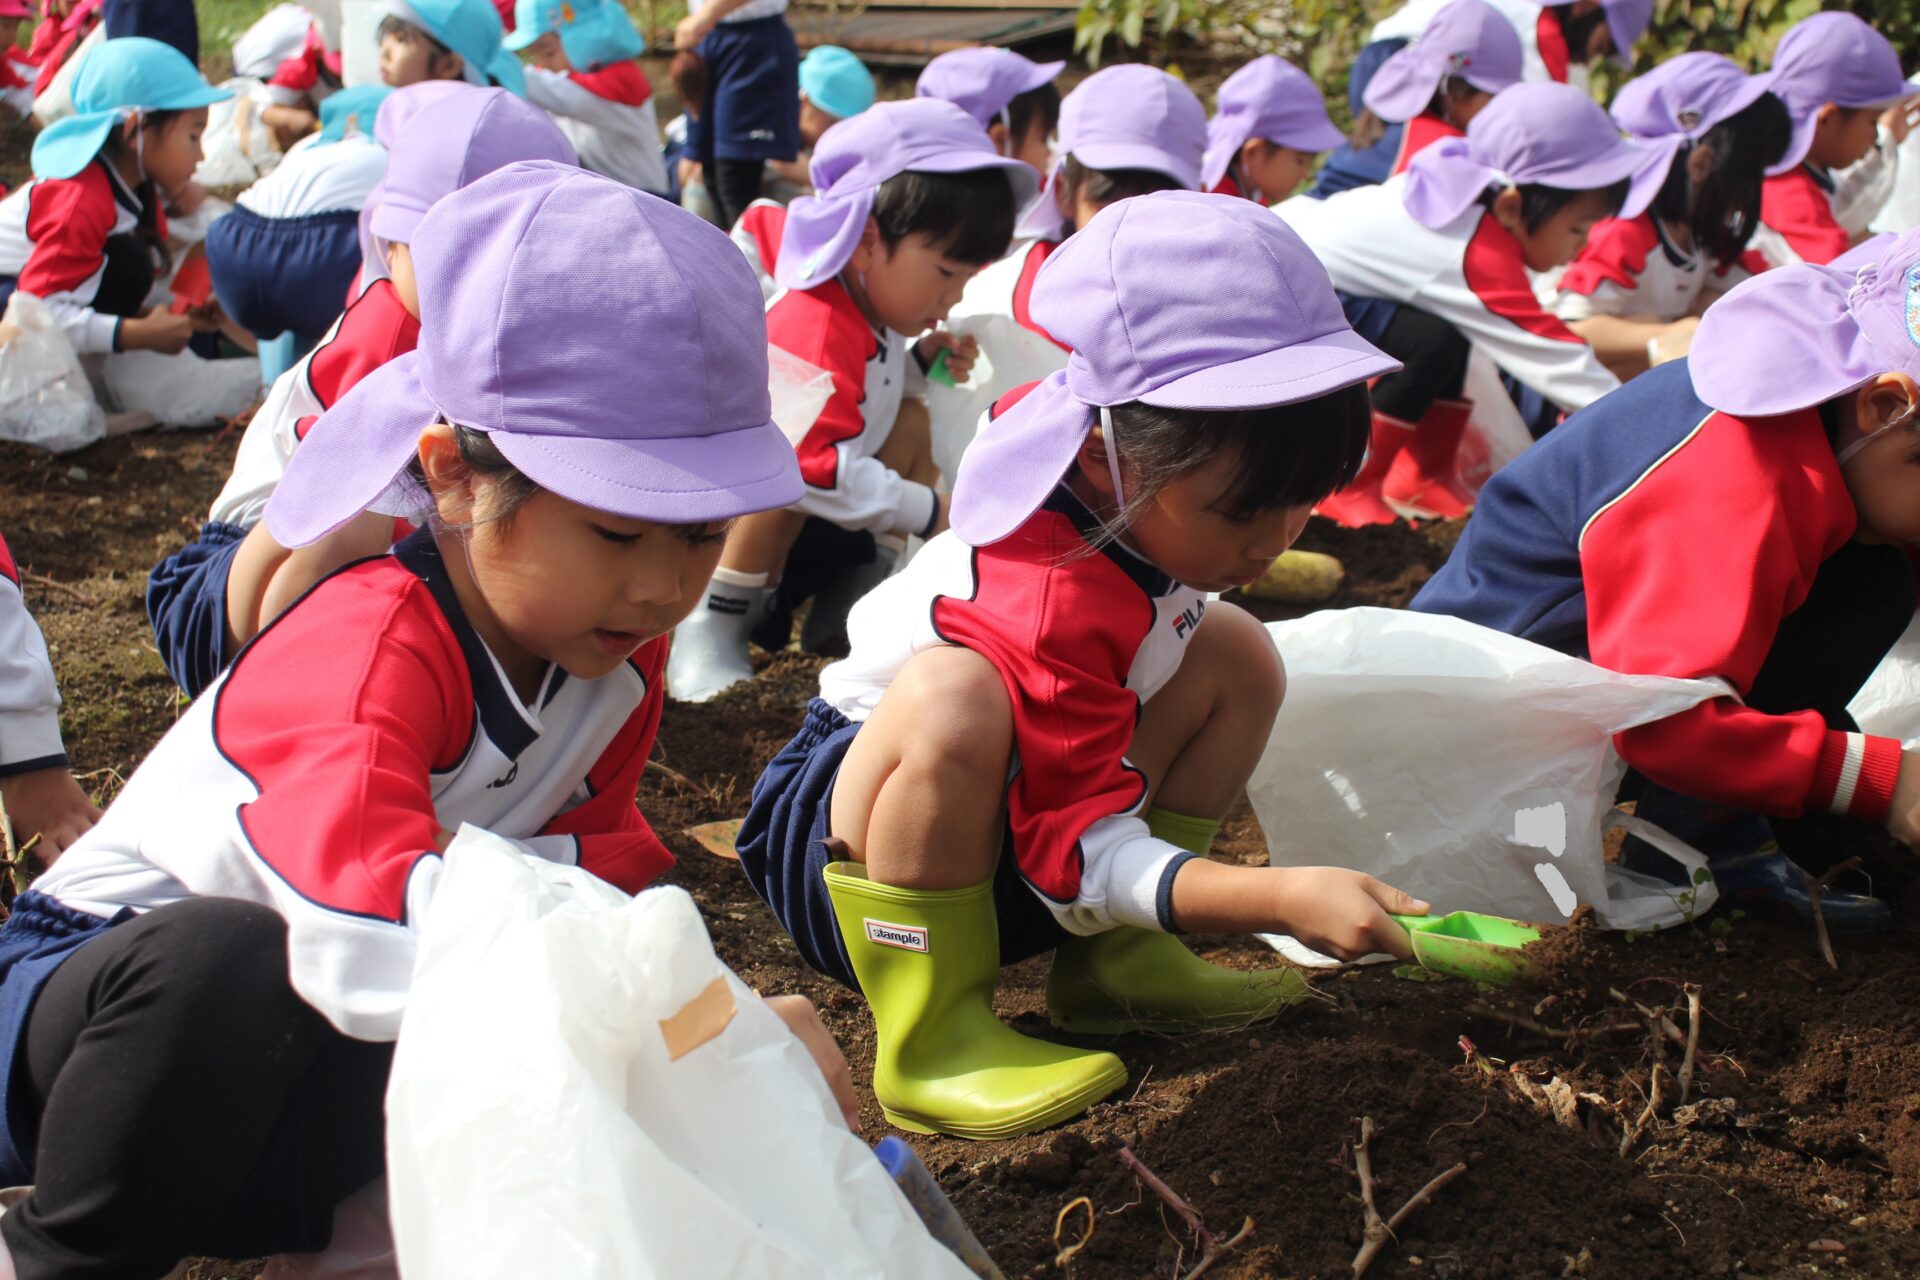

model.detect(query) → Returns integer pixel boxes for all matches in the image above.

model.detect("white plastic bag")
[768,344,836,448]
[923,312,1068,485]
[1850,609,1920,748]
[1248,608,1727,938]
[195,81,283,188]
[1453,349,1535,495]
[99,348,262,429]
[0,292,106,453]
[386,826,971,1280]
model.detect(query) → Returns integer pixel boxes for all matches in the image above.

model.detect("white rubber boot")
[667,569,770,703]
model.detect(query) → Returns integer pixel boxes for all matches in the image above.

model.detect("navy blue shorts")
[146,521,247,699]
[1338,289,1401,347]
[736,699,1071,990]
[695,15,800,162]
[205,206,361,344]
[0,893,126,1185]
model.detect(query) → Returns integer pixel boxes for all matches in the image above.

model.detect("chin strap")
[1836,400,1919,466]
[1098,405,1127,512]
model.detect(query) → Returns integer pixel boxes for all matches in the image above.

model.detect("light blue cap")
[317,83,394,143]
[32,37,230,181]
[800,45,875,121]
[503,0,644,68]
[391,0,527,96]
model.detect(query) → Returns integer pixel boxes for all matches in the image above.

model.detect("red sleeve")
[1464,212,1586,344]
[296,280,422,440]
[1535,10,1570,83]
[1209,173,1242,198]
[18,166,116,299]
[1582,409,1901,821]
[1760,168,1850,267]
[735,201,786,278]
[765,282,874,490]
[213,563,472,924]
[1558,215,1659,298]
[0,531,17,586]
[930,511,1153,904]
[268,47,320,93]
[1390,115,1462,176]
[537,636,675,893]
[570,60,652,107]
[1011,239,1069,352]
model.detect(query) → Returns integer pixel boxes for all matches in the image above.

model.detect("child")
[203,84,391,359]
[666,98,1034,703]
[1202,55,1342,203]
[146,87,575,698]
[1748,13,1913,269]
[1279,82,1664,524]
[379,0,523,94]
[354,79,469,293]
[0,38,227,358]
[1372,0,1650,91]
[916,45,1062,174]
[760,45,873,201]
[0,533,99,859]
[507,0,668,195]
[675,0,800,226]
[258,14,341,149]
[1412,229,1920,929]
[0,0,39,118]
[1325,0,1522,194]
[736,191,1427,1139]
[0,160,859,1278]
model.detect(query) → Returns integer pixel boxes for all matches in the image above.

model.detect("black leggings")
[1,898,391,1280]
[710,157,768,229]
[1367,305,1471,423]
[1746,539,1917,727]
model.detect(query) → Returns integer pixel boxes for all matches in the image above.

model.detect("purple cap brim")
[1071,140,1200,189]
[1142,327,1403,409]
[1201,115,1347,191]
[1687,261,1875,418]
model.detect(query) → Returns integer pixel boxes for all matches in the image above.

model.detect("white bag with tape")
[1248,608,1728,937]
[386,825,970,1280]
[0,292,106,453]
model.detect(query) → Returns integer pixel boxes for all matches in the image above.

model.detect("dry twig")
[1115,1147,1254,1280]
[1677,984,1704,1105]
[1620,1063,1665,1158]
[1351,1116,1468,1279]
[644,756,712,798]
[1803,857,1862,973]
[21,570,95,606]
[1052,1196,1094,1270]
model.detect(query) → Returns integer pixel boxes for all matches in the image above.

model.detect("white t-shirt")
[694,0,789,25]
[236,132,386,218]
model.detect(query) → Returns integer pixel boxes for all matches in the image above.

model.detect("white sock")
[710,566,771,590]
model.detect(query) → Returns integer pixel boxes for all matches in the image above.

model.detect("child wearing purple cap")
[1281,81,1663,524]
[1374,0,1649,91]
[1415,228,1920,931]
[1202,55,1344,203]
[736,191,1430,1140]
[1549,53,1788,378]
[0,162,857,1278]
[1346,0,1522,184]
[916,46,1063,175]
[669,98,1035,702]
[145,86,577,700]
[1748,13,1916,269]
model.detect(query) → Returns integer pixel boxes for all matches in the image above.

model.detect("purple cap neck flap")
[1691,225,1920,419]
[1360,0,1524,126]
[951,190,1401,547]
[267,163,803,547]
[369,86,577,245]
[915,48,1064,130]
[1201,56,1346,191]
[774,98,1039,294]
[1768,13,1910,176]
[1402,81,1670,229]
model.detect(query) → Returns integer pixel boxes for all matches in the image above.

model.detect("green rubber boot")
[1046,927,1314,1034]
[823,862,1128,1140]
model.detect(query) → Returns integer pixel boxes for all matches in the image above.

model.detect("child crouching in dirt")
[1416,227,1920,934]
[0,164,856,1280]
[736,191,1432,1141]
[0,532,98,860]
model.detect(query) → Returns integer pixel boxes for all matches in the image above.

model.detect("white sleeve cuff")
[0,705,66,773]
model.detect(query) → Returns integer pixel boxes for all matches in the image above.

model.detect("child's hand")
[1882,95,1920,147]
[1646,317,1698,368]
[1268,866,1428,962]
[0,766,102,864]
[918,331,979,384]
[1889,750,1920,849]
[764,993,859,1131]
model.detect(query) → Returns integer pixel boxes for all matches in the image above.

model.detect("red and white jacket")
[265,21,341,108]
[0,533,69,777]
[0,158,149,354]
[1279,177,1618,412]
[765,277,935,537]
[35,533,675,1040]
[729,197,785,302]
[820,444,1209,934]
[1547,213,1749,324]
[1388,115,1462,178]
[210,278,420,529]
[1746,164,1850,270]
[524,61,667,195]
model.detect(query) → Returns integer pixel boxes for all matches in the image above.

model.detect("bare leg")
[875,399,940,488]
[716,507,808,578]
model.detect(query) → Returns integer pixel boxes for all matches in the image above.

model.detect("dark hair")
[1512,176,1631,233]
[404,424,542,527]
[1550,4,1609,64]
[1650,91,1791,266]
[1059,153,1185,212]
[1006,81,1061,146]
[872,167,1017,266]
[378,14,451,56]
[100,109,181,274]
[1103,382,1373,528]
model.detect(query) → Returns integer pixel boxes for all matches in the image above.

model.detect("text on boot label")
[864,918,928,952]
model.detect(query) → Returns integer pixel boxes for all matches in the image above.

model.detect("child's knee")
[888,646,1013,780]
[1196,602,1284,712]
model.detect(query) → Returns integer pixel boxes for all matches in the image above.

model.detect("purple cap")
[775,98,1039,293]
[1832,231,1896,275]
[1599,0,1651,66]
[1609,51,1777,154]
[1768,13,1910,176]
[267,163,804,547]
[1361,0,1524,126]
[370,87,577,245]
[359,82,478,278]
[950,190,1401,547]
[916,48,1064,130]
[1690,226,1920,419]
[1202,57,1346,190]
[1402,81,1669,229]
[1017,64,1208,239]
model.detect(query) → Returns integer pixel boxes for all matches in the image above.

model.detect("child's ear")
[1074,426,1119,499]
[1239,136,1268,170]
[846,216,882,272]
[1859,372,1920,433]
[417,423,475,523]
[986,119,1009,154]
[1489,185,1526,235]
[435,50,466,82]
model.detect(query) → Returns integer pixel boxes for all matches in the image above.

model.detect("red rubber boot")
[1314,410,1415,528]
[1383,398,1476,520]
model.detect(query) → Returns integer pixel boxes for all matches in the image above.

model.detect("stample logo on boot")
[864,918,928,952]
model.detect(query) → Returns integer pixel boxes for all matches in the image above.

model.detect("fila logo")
[486,762,519,789]
[1172,598,1207,639]
[864,918,928,952]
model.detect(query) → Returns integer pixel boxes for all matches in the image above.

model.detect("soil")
[8,431,1920,1280]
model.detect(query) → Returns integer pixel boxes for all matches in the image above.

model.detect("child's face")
[1810,104,1885,172]
[381,23,462,87]
[848,226,985,336]
[1838,374,1920,546]
[1440,82,1494,130]
[384,240,420,318]
[988,116,1053,176]
[798,96,838,149]
[138,107,208,193]
[1239,139,1317,203]
[524,31,571,74]
[1495,185,1615,273]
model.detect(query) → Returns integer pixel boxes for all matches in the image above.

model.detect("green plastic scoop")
[1390,911,1543,987]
